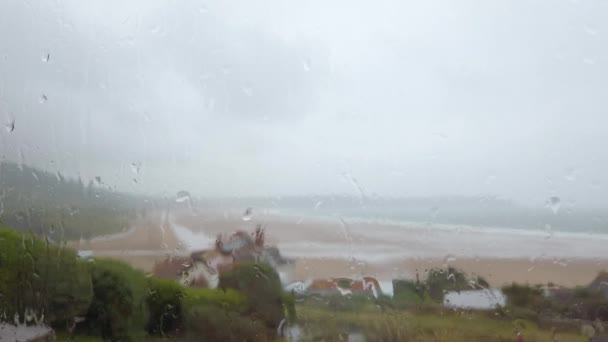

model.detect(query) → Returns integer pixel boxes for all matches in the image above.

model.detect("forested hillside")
[0,162,144,240]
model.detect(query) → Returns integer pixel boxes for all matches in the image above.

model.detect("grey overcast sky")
[0,0,607,206]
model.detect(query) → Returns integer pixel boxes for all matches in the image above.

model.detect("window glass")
[1,1,607,341]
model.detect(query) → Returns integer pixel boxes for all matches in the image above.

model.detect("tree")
[82,259,147,341]
[424,267,468,302]
[145,278,184,337]
[219,262,285,336]
[0,228,93,326]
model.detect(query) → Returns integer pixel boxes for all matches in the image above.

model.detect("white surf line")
[167,214,216,252]
[85,225,137,243]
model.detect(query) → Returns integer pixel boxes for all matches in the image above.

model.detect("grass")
[295,305,587,342]
[55,331,168,342]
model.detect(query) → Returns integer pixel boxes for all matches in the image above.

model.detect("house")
[443,289,506,310]
[300,276,383,297]
[153,225,293,289]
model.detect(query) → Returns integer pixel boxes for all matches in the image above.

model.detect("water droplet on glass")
[583,57,596,65]
[430,206,440,222]
[42,53,50,62]
[242,207,253,222]
[544,224,553,239]
[39,94,47,103]
[444,254,456,264]
[131,162,141,175]
[5,119,14,132]
[313,201,323,211]
[341,172,365,203]
[583,25,598,36]
[545,196,561,214]
[149,25,161,34]
[302,58,311,72]
[176,190,191,203]
[242,85,253,97]
[485,174,497,185]
[564,167,577,182]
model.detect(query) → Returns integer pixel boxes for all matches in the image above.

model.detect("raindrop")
[430,206,440,222]
[68,206,79,216]
[149,25,161,34]
[5,118,14,132]
[564,167,577,182]
[313,201,323,211]
[545,196,561,214]
[176,190,191,203]
[444,254,456,264]
[544,224,553,240]
[302,58,311,71]
[242,85,253,97]
[583,25,598,36]
[242,207,253,222]
[583,57,596,65]
[42,53,50,62]
[131,162,141,175]
[39,94,47,103]
[341,172,365,203]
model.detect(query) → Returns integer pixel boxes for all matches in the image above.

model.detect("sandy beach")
[70,208,608,289]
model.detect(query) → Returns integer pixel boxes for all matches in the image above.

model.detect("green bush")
[0,228,93,326]
[145,278,184,337]
[393,279,423,305]
[424,267,468,302]
[81,258,148,341]
[219,262,285,335]
[183,304,267,342]
[501,283,544,309]
[181,287,266,341]
[182,287,247,313]
[282,291,297,322]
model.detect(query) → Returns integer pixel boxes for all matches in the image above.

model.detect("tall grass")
[296,305,587,342]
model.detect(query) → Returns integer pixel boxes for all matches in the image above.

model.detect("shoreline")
[67,209,608,288]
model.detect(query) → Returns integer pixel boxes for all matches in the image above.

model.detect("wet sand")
[293,257,607,288]
[174,209,608,287]
[67,208,608,287]
[67,212,182,251]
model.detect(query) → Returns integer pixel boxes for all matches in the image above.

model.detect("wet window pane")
[1,1,607,341]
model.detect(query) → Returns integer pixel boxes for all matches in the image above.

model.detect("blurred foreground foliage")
[0,227,291,341]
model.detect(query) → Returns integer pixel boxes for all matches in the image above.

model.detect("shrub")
[181,287,265,341]
[219,262,285,334]
[81,258,147,341]
[145,278,184,337]
[0,228,93,326]
[182,287,247,313]
[282,291,297,322]
[502,283,545,309]
[393,279,423,305]
[424,267,468,302]
[183,304,267,342]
